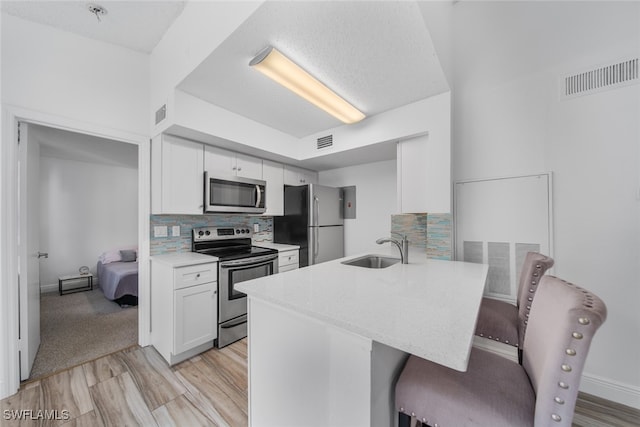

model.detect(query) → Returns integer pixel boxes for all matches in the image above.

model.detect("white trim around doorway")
[0,105,150,400]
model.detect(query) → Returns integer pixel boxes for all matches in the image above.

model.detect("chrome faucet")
[376,233,409,264]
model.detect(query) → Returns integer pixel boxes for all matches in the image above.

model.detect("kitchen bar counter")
[236,251,488,371]
[237,251,488,427]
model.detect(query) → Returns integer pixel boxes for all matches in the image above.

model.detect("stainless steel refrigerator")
[274,184,344,267]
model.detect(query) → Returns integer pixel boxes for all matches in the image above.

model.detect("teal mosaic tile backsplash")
[391,213,452,260]
[391,214,428,251]
[150,215,273,255]
[426,213,452,260]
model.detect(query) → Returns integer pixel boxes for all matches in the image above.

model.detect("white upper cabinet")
[283,165,318,186]
[262,160,284,216]
[397,134,451,214]
[204,146,263,180]
[151,134,204,215]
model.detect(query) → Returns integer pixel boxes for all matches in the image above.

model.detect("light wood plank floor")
[1,339,638,426]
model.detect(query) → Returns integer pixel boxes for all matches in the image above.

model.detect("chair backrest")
[522,275,607,426]
[516,252,555,348]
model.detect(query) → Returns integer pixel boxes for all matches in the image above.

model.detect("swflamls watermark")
[3,409,70,421]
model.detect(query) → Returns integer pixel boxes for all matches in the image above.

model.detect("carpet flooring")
[29,287,138,380]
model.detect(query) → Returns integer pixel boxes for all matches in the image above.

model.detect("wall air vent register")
[562,57,638,99]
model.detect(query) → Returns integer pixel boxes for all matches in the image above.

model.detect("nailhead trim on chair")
[520,262,543,338]
[398,274,603,427]
[547,277,604,425]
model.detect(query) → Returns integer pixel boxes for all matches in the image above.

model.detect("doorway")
[0,109,151,398]
[22,123,140,380]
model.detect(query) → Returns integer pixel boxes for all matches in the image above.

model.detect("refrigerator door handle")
[313,195,319,227]
[313,196,320,263]
[314,226,319,264]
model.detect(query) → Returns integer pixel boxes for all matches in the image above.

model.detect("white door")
[174,283,217,354]
[18,122,41,380]
[454,174,552,300]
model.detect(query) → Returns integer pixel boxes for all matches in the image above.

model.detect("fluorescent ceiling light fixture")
[250,46,365,124]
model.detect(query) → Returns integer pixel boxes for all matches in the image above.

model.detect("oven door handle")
[219,254,278,268]
[221,315,247,329]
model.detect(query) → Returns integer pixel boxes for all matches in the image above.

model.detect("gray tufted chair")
[395,275,607,427]
[475,252,554,360]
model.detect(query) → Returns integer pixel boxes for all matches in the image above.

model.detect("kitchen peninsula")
[236,251,489,427]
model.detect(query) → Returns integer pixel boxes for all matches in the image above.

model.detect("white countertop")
[151,252,218,267]
[236,250,489,372]
[254,242,300,252]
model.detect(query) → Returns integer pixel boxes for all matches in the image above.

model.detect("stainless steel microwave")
[204,172,266,214]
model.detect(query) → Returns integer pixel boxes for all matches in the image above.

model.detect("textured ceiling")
[4,1,450,155]
[177,1,449,138]
[1,1,185,53]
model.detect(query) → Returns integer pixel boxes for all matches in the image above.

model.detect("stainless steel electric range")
[192,227,278,348]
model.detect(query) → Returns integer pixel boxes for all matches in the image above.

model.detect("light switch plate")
[154,226,168,237]
[172,225,180,237]
[253,223,260,233]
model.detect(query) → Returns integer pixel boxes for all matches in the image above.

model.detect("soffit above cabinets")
[177,1,449,139]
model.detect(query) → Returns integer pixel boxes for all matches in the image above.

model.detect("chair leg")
[399,412,411,427]
[399,412,426,427]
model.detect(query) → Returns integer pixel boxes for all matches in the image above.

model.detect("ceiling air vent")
[562,57,639,100]
[317,134,333,150]
[155,104,167,125]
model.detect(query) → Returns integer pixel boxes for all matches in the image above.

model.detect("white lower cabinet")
[151,255,218,365]
[174,283,217,355]
[278,249,299,273]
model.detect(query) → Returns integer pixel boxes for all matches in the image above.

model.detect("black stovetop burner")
[192,227,277,261]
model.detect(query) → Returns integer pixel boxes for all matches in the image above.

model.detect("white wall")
[319,160,396,256]
[452,1,640,407]
[1,13,149,137]
[1,11,151,398]
[150,1,263,134]
[39,156,138,289]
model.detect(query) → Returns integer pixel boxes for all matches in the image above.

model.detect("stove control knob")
[198,231,204,236]
[240,229,245,234]
[245,228,251,234]
[236,229,240,234]
[205,230,211,235]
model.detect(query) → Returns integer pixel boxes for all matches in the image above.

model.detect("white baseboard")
[40,283,58,294]
[580,372,640,410]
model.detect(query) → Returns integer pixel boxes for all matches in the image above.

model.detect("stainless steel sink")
[341,255,401,269]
